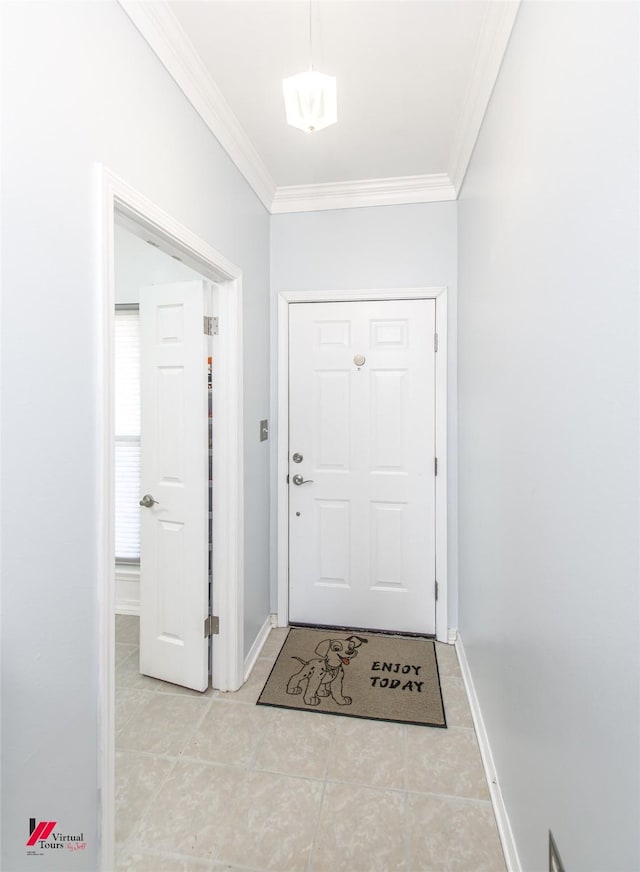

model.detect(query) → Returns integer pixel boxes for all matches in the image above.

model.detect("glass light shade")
[282,70,337,133]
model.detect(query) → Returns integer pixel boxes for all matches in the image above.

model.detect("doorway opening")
[114,222,208,620]
[114,223,217,690]
[99,168,244,870]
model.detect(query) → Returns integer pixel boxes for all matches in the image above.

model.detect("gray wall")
[0,3,270,869]
[270,203,459,629]
[457,3,639,870]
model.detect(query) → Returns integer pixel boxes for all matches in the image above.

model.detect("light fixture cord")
[309,0,313,71]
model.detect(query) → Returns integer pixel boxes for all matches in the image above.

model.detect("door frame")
[276,287,448,642]
[98,167,245,871]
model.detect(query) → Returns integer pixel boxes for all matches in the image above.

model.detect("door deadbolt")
[292,453,303,463]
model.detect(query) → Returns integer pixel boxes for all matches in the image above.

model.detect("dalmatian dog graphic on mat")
[286,636,367,706]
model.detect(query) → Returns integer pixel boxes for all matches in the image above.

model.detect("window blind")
[114,308,141,561]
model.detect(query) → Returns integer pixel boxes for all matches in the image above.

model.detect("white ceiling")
[119,0,520,212]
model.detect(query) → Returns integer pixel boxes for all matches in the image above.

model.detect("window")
[114,307,140,562]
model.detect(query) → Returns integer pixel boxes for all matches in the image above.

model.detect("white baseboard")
[448,627,458,645]
[116,565,140,616]
[115,601,140,616]
[455,634,522,872]
[244,613,275,681]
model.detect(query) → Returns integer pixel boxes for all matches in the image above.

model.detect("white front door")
[288,299,437,635]
[138,281,212,691]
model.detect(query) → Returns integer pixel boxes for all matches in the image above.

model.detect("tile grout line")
[114,689,146,740]
[118,844,267,871]
[155,755,493,808]
[402,723,409,792]
[178,695,217,756]
[117,639,220,701]
[305,778,328,872]
[116,748,180,764]
[403,788,411,872]
[316,774,493,806]
[245,706,275,771]
[116,696,214,757]
[323,711,339,783]
[118,684,218,703]
[403,723,410,870]
[121,727,490,801]
[305,698,340,872]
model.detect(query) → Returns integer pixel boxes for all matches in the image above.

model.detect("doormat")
[257,626,446,728]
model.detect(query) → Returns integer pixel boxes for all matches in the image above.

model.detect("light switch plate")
[260,419,268,442]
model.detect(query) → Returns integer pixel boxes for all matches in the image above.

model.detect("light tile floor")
[115,616,506,872]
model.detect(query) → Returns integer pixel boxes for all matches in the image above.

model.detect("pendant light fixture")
[282,0,337,133]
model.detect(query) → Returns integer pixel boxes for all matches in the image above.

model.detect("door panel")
[370,501,406,589]
[288,299,436,634]
[370,369,408,469]
[316,499,351,586]
[139,281,211,692]
[315,370,351,468]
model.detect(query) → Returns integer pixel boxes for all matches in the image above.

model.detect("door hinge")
[435,580,439,601]
[204,316,219,336]
[434,333,439,352]
[204,615,219,637]
[434,457,438,476]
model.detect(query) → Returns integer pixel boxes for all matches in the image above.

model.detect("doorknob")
[292,474,314,486]
[139,494,159,508]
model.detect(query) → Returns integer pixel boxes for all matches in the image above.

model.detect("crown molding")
[119,0,517,213]
[448,0,521,195]
[117,0,276,211]
[271,174,456,214]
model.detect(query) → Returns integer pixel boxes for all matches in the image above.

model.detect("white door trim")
[97,166,245,872]
[276,287,448,642]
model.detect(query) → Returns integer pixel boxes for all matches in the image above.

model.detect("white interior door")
[288,299,437,634]
[139,281,212,691]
